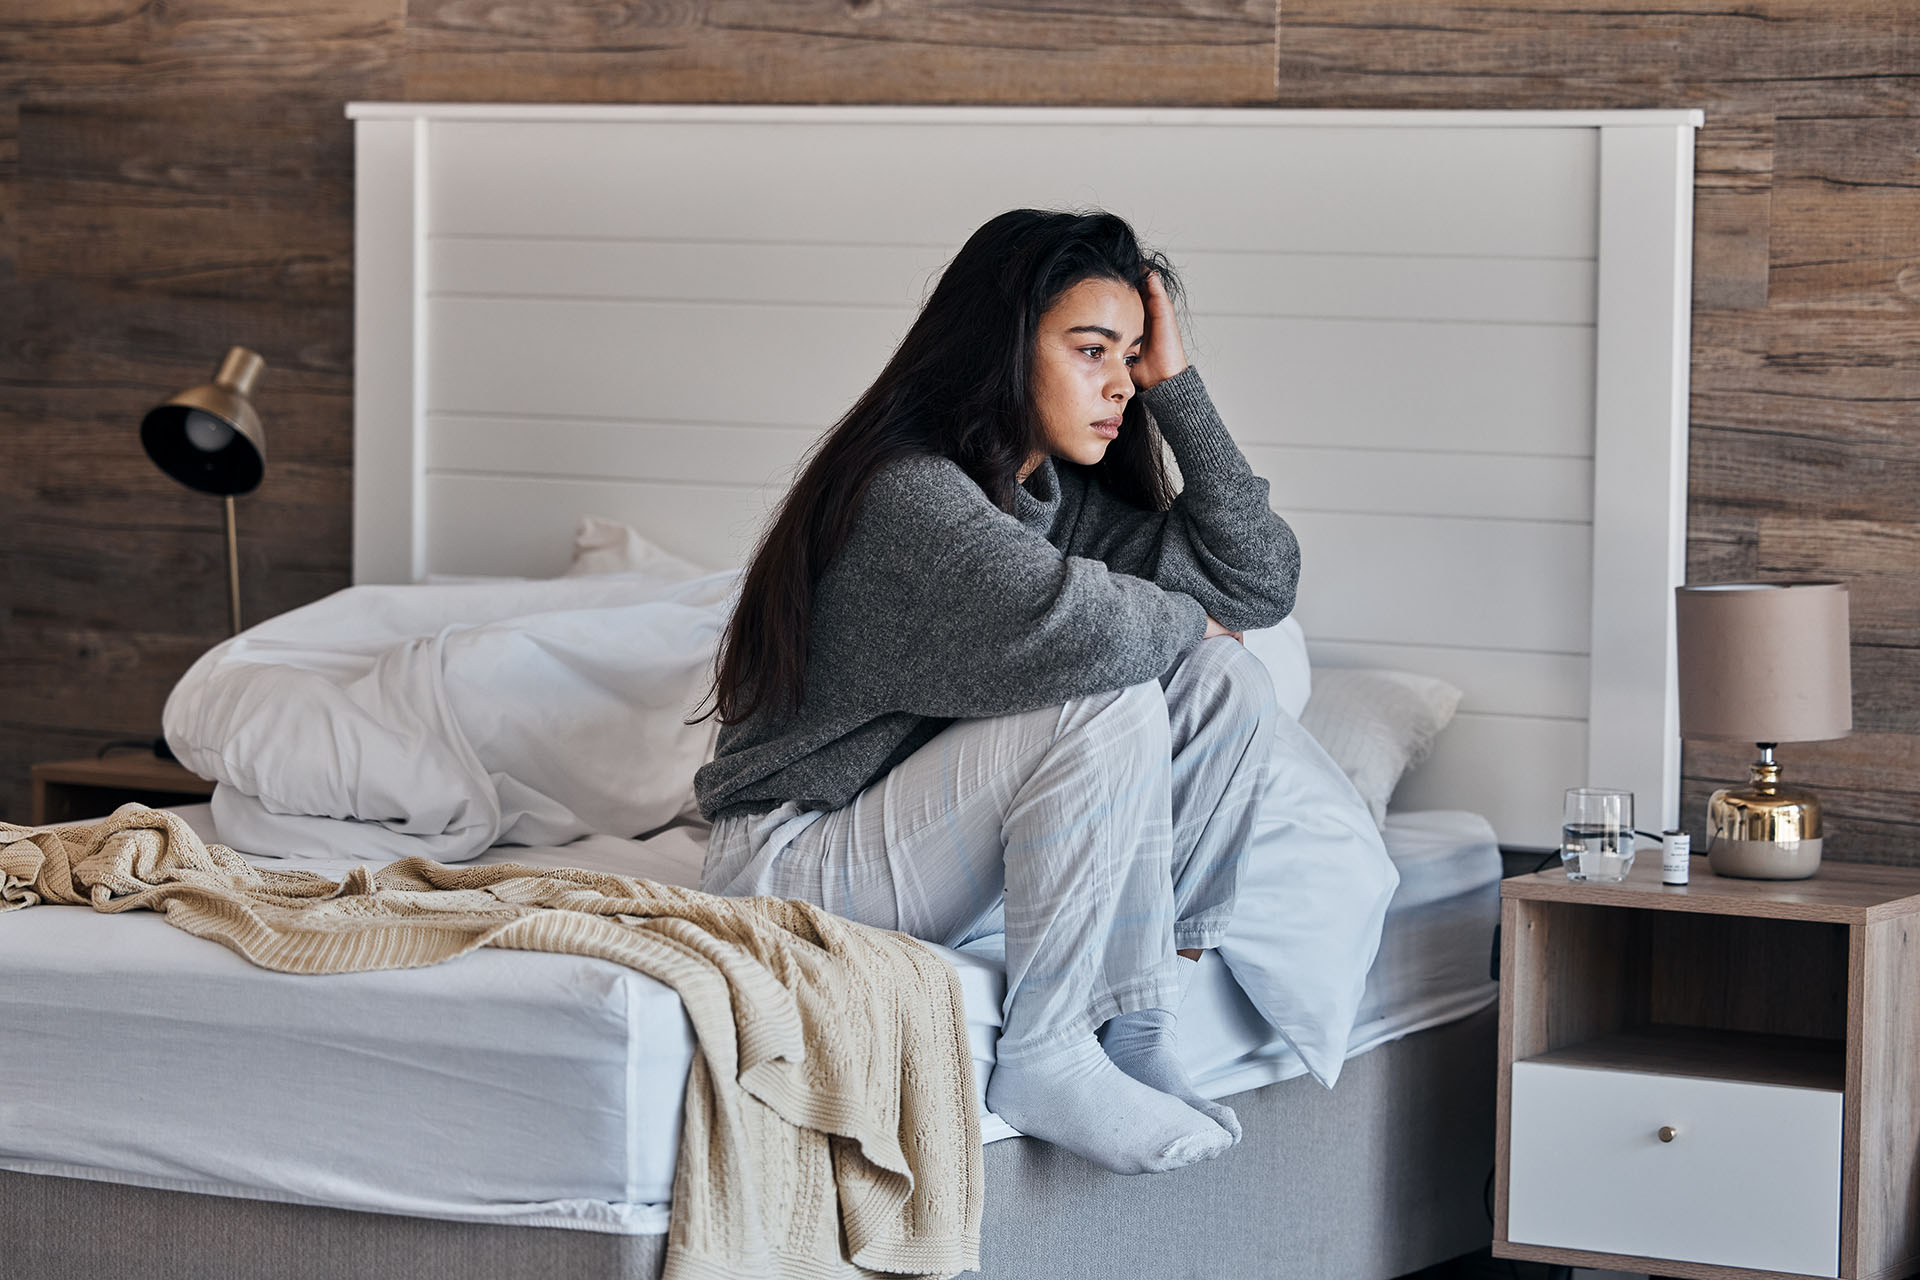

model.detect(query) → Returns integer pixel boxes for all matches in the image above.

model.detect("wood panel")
[403,0,1279,105]
[1842,914,1920,1278]
[1691,308,1920,445]
[1772,118,1920,295]
[1692,515,1920,651]
[1271,1,1917,111]
[1646,913,1848,1041]
[0,0,402,101]
[15,100,356,304]
[1690,110,1773,311]
[1688,421,1920,526]
[1504,853,1920,926]
[3,0,1918,860]
[1769,115,1920,314]
[0,102,17,286]
[1529,1025,1843,1090]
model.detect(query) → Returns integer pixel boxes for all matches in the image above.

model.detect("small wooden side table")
[29,756,216,826]
[1493,855,1920,1280]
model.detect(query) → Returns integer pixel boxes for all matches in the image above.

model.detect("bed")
[0,104,1701,1280]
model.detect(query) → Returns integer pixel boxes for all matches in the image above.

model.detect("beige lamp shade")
[1676,582,1852,743]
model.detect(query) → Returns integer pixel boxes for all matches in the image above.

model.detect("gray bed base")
[2,1005,1495,1280]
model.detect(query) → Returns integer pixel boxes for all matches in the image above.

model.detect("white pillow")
[564,515,711,580]
[1216,709,1400,1088]
[1238,616,1311,718]
[1297,668,1463,829]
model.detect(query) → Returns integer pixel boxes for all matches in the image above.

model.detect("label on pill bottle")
[1661,830,1690,885]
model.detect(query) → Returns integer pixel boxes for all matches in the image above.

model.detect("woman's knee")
[1176,636,1279,729]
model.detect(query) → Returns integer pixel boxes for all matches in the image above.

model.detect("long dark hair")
[700,209,1182,726]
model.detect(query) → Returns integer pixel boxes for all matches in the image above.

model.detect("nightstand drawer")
[1508,1061,1843,1276]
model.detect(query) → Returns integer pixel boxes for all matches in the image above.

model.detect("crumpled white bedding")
[164,568,739,863]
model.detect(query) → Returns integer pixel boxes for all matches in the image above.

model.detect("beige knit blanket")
[0,805,982,1280]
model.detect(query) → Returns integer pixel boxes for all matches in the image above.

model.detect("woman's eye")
[1080,346,1105,360]
[1123,354,1140,367]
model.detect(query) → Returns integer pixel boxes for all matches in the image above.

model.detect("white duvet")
[164,566,739,863]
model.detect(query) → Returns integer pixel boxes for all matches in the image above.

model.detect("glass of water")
[1562,788,1636,882]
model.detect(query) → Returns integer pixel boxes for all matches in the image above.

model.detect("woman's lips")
[1091,418,1121,440]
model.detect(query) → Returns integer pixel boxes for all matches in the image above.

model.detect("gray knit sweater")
[693,366,1300,821]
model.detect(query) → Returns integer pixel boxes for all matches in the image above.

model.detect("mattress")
[0,806,1499,1236]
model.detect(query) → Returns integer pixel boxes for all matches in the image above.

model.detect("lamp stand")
[224,494,242,636]
[1705,743,1825,880]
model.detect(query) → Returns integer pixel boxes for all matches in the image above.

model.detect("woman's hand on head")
[1132,270,1189,392]
[1203,616,1244,643]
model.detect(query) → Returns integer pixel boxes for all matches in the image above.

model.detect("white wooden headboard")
[349,104,1700,850]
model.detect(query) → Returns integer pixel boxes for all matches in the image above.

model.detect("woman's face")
[1027,276,1145,474]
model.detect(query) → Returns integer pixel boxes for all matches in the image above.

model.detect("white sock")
[1098,961,1242,1144]
[986,1032,1233,1175]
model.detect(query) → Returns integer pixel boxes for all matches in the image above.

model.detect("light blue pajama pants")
[703,637,1277,1065]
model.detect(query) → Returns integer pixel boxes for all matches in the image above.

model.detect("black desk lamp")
[140,347,267,635]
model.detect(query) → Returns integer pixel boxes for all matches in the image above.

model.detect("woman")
[694,209,1300,1175]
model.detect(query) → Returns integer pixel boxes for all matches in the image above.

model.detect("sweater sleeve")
[1065,366,1300,633]
[828,457,1210,721]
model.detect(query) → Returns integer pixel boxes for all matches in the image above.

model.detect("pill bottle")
[1661,829,1691,885]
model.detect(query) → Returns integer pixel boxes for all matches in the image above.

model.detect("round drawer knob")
[1657,1126,1678,1144]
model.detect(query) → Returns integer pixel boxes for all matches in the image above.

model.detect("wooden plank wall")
[2,1,1914,863]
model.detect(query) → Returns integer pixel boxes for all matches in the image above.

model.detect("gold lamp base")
[1705,746,1823,880]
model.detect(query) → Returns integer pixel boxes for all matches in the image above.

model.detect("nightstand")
[29,756,216,826]
[1493,855,1920,1280]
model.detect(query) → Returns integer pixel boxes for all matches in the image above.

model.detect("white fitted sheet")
[0,805,1498,1234]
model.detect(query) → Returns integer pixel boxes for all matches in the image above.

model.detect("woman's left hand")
[1132,270,1189,392]
[1203,616,1245,643]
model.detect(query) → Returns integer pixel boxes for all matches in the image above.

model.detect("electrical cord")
[1528,828,1669,875]
[95,738,174,760]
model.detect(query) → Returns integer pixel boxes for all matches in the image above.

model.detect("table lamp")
[140,347,267,635]
[1676,582,1852,880]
